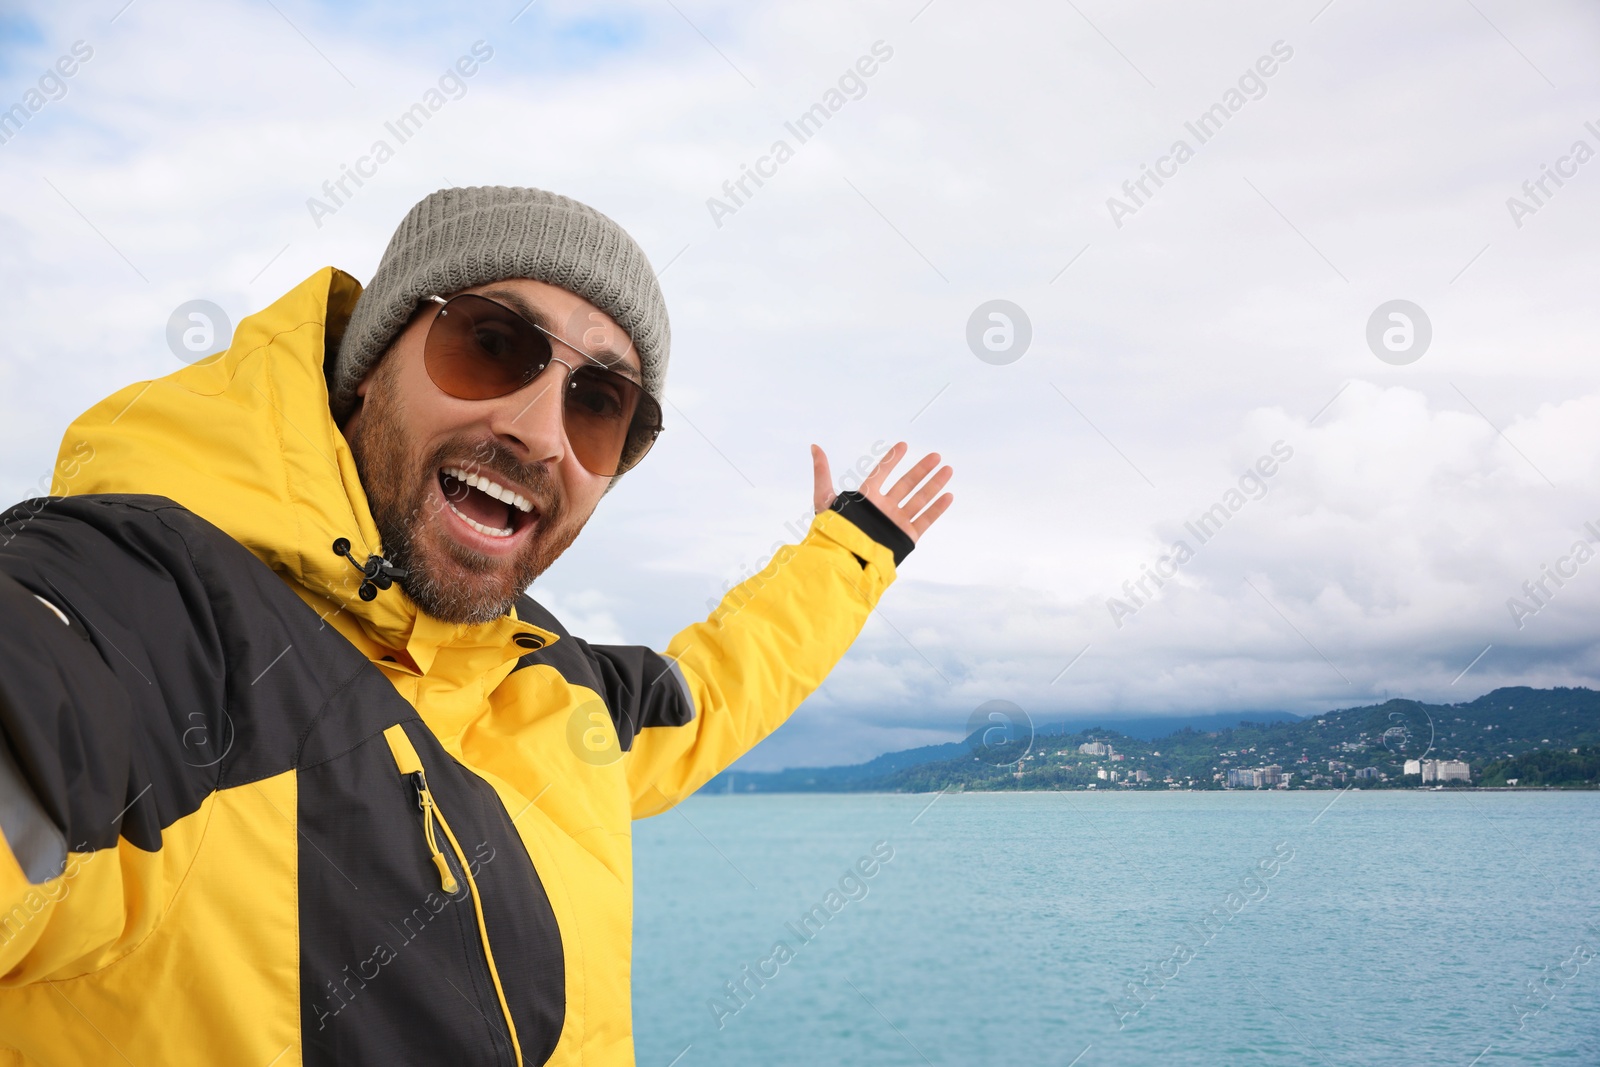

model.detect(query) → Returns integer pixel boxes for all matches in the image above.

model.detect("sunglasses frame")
[419,292,664,478]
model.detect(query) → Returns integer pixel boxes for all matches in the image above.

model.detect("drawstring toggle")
[331,538,408,601]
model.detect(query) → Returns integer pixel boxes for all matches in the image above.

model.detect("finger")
[859,441,907,495]
[811,444,835,513]
[910,492,954,538]
[883,452,942,506]
[901,464,953,519]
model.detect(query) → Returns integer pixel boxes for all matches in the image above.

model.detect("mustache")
[425,437,563,521]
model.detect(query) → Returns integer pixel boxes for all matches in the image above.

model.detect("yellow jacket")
[0,268,904,1064]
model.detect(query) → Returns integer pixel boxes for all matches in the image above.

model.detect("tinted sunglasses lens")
[424,294,549,400]
[424,293,662,477]
[564,367,661,477]
[615,397,662,476]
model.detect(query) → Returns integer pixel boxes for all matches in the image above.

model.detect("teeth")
[447,502,514,538]
[442,466,533,513]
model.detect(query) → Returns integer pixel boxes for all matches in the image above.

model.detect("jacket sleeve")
[0,498,224,983]
[583,499,914,819]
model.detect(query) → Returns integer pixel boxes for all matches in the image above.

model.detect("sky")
[1,0,1597,769]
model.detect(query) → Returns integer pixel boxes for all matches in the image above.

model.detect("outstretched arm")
[585,441,953,818]
[0,499,232,982]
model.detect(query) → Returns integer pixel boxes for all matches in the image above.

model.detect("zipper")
[410,769,459,894]
[383,724,524,1067]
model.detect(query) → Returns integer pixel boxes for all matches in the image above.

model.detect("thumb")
[811,444,835,514]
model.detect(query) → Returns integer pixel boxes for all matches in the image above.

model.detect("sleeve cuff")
[826,491,914,567]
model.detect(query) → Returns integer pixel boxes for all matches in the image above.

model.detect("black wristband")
[827,491,914,567]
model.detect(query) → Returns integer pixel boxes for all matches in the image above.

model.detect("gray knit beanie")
[332,186,669,475]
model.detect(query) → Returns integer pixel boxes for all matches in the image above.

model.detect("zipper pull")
[410,771,459,894]
[430,853,458,894]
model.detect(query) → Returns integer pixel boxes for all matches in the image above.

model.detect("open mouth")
[437,465,537,541]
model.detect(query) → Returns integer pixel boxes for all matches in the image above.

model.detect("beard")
[344,358,586,625]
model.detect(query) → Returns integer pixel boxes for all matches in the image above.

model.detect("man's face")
[341,278,639,625]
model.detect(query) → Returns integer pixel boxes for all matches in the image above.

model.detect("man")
[0,186,952,1065]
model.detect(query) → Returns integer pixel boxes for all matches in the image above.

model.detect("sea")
[633,791,1599,1066]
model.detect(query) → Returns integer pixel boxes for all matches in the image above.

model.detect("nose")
[485,362,571,466]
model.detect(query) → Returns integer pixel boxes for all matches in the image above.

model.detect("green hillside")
[1478,746,1600,787]
[724,687,1600,793]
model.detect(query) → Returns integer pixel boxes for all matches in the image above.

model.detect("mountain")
[710,710,1304,793]
[707,687,1600,793]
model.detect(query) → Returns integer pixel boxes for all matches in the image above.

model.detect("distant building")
[1420,759,1470,783]
[1079,741,1113,757]
[1440,760,1470,783]
[1328,760,1348,772]
[1222,764,1299,790]
[1097,768,1109,780]
[1355,767,1380,780]
[1134,769,1150,783]
[1404,759,1422,776]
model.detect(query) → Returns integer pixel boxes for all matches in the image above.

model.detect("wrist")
[826,490,914,566]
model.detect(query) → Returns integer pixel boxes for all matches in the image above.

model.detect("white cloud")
[2,0,1598,769]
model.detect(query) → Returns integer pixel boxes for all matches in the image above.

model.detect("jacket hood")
[52,267,527,668]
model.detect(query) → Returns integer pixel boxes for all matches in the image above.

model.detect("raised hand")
[811,441,954,544]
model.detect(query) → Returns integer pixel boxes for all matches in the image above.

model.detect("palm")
[811,442,953,544]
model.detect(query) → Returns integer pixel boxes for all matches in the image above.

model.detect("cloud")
[2,0,1598,769]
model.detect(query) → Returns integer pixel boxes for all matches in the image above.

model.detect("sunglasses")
[420,292,664,478]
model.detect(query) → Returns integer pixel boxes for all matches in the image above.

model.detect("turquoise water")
[633,791,1600,1065]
